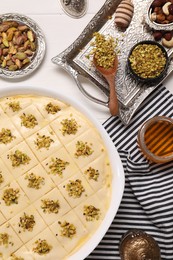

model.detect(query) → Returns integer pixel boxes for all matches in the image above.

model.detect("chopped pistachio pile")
[25,172,45,189]
[0,128,16,144]
[49,157,69,177]
[41,199,60,214]
[129,43,167,79]
[58,221,76,238]
[8,101,21,112]
[45,102,60,114]
[60,118,79,135]
[84,167,99,181]
[0,232,9,246]
[34,133,54,149]
[2,188,20,206]
[0,173,4,184]
[8,150,31,167]
[89,32,117,69]
[66,179,85,198]
[10,254,24,260]
[20,113,38,128]
[75,141,93,158]
[19,212,36,232]
[83,205,100,221]
[33,239,52,255]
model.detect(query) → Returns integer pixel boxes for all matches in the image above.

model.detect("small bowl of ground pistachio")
[127,40,168,84]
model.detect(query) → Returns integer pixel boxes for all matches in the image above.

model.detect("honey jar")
[138,116,173,163]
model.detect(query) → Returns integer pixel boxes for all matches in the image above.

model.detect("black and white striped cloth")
[87,85,173,260]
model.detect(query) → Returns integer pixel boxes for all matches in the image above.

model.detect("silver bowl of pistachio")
[0,13,46,79]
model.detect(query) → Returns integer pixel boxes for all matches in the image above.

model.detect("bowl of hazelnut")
[146,0,173,31]
[146,0,173,48]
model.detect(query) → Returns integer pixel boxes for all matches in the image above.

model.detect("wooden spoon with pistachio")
[93,55,119,116]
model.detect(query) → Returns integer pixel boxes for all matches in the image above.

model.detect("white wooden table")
[1,0,173,124]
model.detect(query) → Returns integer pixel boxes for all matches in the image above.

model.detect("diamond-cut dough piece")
[50,210,88,253]
[9,205,46,243]
[26,126,62,161]
[0,158,14,190]
[50,106,90,144]
[58,171,94,208]
[1,141,39,178]
[17,164,55,202]
[11,105,47,138]
[74,194,105,232]
[34,187,71,225]
[96,187,112,209]
[0,119,23,156]
[7,245,34,260]
[65,129,105,168]
[25,227,67,260]
[81,153,111,192]
[0,223,23,259]
[0,180,29,219]
[35,97,68,121]
[0,96,32,117]
[42,146,79,185]
[0,106,8,120]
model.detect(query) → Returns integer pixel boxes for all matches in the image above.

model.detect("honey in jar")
[138,116,173,163]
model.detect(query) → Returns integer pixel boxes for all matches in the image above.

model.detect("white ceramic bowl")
[0,86,125,260]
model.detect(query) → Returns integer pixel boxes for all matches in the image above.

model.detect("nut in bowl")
[146,0,173,31]
[127,40,168,84]
[0,13,46,79]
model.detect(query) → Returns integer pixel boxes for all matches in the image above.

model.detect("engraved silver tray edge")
[52,0,173,125]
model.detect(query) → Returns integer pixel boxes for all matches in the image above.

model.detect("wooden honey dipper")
[115,0,134,29]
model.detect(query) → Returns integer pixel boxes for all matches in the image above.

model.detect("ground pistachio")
[58,221,76,238]
[0,172,4,184]
[33,239,52,255]
[10,254,24,260]
[8,101,21,112]
[83,205,100,221]
[129,43,167,79]
[25,172,45,189]
[75,141,93,157]
[34,133,54,149]
[89,32,117,69]
[19,212,36,231]
[60,118,79,135]
[2,188,20,206]
[41,199,60,214]
[20,113,38,128]
[0,128,16,144]
[0,233,9,246]
[9,150,31,167]
[45,102,60,114]
[84,167,99,181]
[66,179,85,198]
[49,157,69,177]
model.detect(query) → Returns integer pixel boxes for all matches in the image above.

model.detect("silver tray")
[52,0,173,125]
[0,13,46,79]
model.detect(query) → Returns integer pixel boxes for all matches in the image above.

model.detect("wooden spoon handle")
[108,77,119,116]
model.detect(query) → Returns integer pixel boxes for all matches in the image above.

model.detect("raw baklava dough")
[0,95,112,260]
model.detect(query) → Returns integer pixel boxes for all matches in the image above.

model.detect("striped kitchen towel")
[87,85,173,260]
